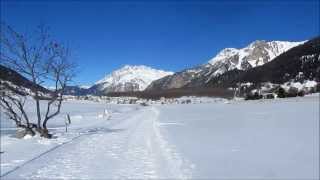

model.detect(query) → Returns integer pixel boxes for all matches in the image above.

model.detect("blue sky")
[1,0,319,86]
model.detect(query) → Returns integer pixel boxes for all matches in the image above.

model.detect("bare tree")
[0,23,76,138]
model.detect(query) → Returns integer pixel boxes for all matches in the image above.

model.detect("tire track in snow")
[110,107,160,179]
[0,133,85,178]
[150,107,193,179]
[111,106,190,179]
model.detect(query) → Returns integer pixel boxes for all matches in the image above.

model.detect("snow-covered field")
[1,95,319,179]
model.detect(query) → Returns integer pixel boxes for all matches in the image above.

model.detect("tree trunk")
[40,123,52,139]
[36,98,42,128]
[40,128,52,138]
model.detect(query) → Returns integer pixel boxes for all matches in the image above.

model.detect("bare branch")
[1,22,76,138]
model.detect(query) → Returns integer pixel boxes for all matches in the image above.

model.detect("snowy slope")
[208,40,304,76]
[92,65,173,93]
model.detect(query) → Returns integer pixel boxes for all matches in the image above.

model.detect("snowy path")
[3,106,189,179]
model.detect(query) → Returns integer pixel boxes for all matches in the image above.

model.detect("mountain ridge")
[89,65,173,94]
[146,40,304,91]
[201,37,320,88]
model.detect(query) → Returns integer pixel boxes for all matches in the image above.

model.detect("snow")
[208,40,304,70]
[78,85,91,89]
[0,80,51,98]
[1,95,319,179]
[209,48,239,65]
[290,82,304,90]
[94,65,173,91]
[305,80,318,88]
[156,96,319,179]
[281,80,318,91]
[266,41,306,59]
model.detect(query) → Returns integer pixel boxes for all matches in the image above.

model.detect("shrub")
[297,91,305,97]
[277,87,286,98]
[265,94,275,99]
[287,87,299,97]
[316,83,320,92]
[245,92,263,100]
[140,102,149,106]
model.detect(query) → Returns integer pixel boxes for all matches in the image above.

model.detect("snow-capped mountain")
[203,37,320,89]
[147,40,304,91]
[208,40,304,76]
[91,65,173,94]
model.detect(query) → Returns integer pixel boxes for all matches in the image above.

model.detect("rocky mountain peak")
[208,40,304,74]
[147,40,305,91]
[92,65,173,94]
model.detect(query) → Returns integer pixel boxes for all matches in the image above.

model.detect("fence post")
[65,114,71,132]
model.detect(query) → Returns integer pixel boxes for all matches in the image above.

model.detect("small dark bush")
[140,102,149,106]
[297,91,305,97]
[316,83,320,92]
[265,94,275,99]
[286,87,299,97]
[245,92,263,100]
[277,87,286,98]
